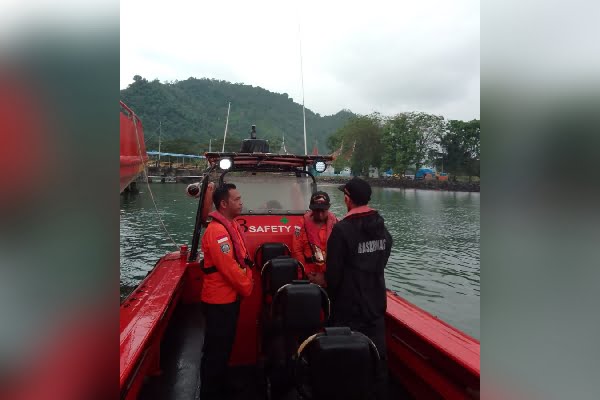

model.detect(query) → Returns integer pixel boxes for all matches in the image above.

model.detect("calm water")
[120,183,480,338]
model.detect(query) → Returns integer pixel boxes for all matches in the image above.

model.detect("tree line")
[326,113,480,180]
[121,75,479,179]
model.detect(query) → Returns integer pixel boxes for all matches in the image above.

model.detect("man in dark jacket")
[325,177,393,399]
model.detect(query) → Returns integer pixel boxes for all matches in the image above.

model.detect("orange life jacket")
[208,210,253,268]
[200,211,254,304]
[298,211,337,273]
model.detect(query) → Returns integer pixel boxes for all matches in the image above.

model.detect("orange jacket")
[200,218,253,304]
[291,211,337,275]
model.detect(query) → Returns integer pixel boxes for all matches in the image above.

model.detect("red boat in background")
[120,101,148,193]
[119,142,480,399]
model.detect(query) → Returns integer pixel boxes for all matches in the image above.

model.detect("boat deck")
[138,303,411,400]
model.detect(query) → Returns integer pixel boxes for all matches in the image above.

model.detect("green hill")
[121,76,356,155]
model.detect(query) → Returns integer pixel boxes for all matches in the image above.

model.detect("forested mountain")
[121,76,355,154]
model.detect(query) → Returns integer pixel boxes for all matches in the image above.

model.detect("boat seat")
[271,281,329,335]
[295,327,380,400]
[264,281,330,399]
[255,242,291,270]
[258,256,306,380]
[261,256,306,299]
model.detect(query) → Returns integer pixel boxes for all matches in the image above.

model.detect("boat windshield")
[220,171,314,214]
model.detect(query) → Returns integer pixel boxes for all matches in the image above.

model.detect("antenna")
[298,24,307,155]
[158,120,162,163]
[222,102,231,152]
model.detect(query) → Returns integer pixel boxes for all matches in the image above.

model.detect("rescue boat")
[120,101,148,193]
[119,141,480,399]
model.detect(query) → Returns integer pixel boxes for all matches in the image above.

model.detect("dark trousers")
[353,317,387,358]
[200,301,240,400]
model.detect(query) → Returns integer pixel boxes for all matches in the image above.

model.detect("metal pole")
[299,25,307,155]
[222,102,231,152]
[158,120,162,163]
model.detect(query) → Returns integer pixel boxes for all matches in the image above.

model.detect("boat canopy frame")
[188,152,334,262]
[205,152,333,170]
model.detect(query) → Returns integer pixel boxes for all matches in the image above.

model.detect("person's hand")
[308,272,326,287]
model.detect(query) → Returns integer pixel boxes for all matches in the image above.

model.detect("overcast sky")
[121,0,479,121]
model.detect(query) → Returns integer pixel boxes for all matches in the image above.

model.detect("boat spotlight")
[219,158,233,170]
[186,183,201,198]
[314,160,327,173]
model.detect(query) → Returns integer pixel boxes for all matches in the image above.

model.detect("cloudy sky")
[121,0,479,121]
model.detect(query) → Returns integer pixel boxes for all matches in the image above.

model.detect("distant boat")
[120,101,148,192]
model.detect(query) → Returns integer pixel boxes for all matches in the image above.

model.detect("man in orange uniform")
[200,183,254,400]
[292,191,338,286]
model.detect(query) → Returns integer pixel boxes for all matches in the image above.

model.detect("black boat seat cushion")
[262,256,303,298]
[264,281,330,399]
[256,242,290,268]
[272,281,326,333]
[296,327,380,400]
